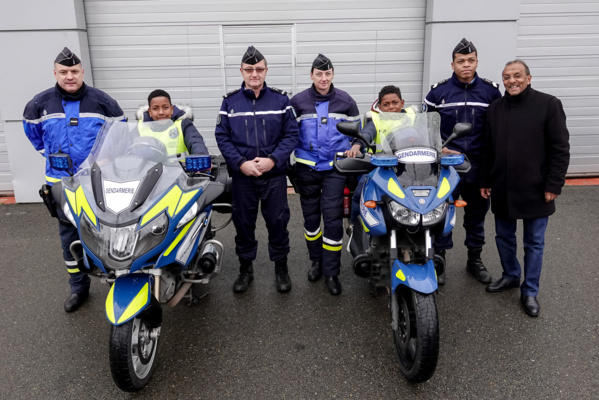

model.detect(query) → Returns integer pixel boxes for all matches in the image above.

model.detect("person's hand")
[442,147,461,155]
[240,160,262,177]
[480,188,491,199]
[545,192,558,202]
[254,157,275,173]
[345,144,362,158]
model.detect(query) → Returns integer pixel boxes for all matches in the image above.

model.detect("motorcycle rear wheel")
[109,317,160,392]
[392,287,439,383]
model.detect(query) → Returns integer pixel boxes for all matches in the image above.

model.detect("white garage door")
[83,0,426,154]
[517,0,599,175]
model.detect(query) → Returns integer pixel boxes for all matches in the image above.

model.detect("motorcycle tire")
[391,287,439,383]
[109,316,160,392]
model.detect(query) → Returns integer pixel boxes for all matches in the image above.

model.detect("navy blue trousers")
[56,208,91,294]
[434,177,490,250]
[231,173,290,263]
[295,163,346,277]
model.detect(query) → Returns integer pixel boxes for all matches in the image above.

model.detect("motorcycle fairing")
[443,204,457,236]
[391,259,438,294]
[360,173,387,236]
[106,273,152,325]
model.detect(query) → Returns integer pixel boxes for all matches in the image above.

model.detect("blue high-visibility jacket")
[423,72,501,160]
[23,83,124,184]
[291,84,360,171]
[215,82,299,177]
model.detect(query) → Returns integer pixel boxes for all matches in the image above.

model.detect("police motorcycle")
[49,120,232,391]
[334,112,471,383]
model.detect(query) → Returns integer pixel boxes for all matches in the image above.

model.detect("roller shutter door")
[517,0,599,175]
[83,0,426,154]
[0,116,12,195]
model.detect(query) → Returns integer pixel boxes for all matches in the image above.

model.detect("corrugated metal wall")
[517,0,599,175]
[83,0,427,154]
[0,116,12,194]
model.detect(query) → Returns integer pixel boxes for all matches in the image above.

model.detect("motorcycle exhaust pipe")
[198,243,218,274]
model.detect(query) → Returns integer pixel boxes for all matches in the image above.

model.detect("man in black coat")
[480,59,570,317]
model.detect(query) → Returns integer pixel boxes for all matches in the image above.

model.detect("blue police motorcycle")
[334,112,470,383]
[50,120,232,391]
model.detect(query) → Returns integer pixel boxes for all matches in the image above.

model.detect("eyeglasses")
[242,67,266,74]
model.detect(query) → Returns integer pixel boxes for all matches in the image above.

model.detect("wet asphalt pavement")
[0,185,598,399]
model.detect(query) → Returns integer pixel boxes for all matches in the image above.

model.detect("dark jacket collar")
[451,72,479,89]
[55,82,87,101]
[241,81,268,100]
[505,85,532,103]
[309,83,336,102]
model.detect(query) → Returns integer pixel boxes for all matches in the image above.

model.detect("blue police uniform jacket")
[215,82,299,177]
[23,83,124,184]
[423,72,501,159]
[291,83,360,171]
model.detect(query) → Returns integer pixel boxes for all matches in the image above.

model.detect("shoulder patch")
[223,88,240,98]
[482,78,499,89]
[269,86,287,96]
[431,79,448,90]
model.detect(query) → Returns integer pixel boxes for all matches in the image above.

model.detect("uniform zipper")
[245,119,249,145]
[253,99,259,154]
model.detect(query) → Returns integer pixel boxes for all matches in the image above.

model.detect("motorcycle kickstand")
[186,285,209,307]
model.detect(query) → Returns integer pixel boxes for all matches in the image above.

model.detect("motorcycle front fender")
[391,259,438,294]
[106,274,152,326]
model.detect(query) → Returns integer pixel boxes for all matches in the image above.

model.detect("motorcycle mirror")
[336,121,361,137]
[453,122,472,138]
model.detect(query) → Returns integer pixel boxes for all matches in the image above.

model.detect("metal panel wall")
[0,116,13,194]
[517,0,599,175]
[83,0,426,154]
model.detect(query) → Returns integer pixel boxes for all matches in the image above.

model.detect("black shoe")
[466,247,492,284]
[324,275,342,295]
[486,278,520,292]
[308,261,323,282]
[233,273,253,293]
[434,250,446,286]
[520,295,540,317]
[276,273,292,293]
[64,292,89,313]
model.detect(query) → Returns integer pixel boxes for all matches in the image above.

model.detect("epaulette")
[481,78,499,89]
[269,86,287,96]
[430,79,448,90]
[223,88,240,98]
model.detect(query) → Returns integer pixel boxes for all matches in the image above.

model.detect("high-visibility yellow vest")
[137,119,187,156]
[371,107,417,153]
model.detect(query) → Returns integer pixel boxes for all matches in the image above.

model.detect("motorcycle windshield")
[68,120,208,225]
[377,112,442,188]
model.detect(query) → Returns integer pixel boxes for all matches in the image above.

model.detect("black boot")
[434,250,446,285]
[275,256,292,293]
[233,258,254,293]
[307,261,322,282]
[466,247,492,284]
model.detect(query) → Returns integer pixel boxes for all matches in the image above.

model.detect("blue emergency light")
[440,154,465,166]
[48,153,72,171]
[185,155,212,172]
[370,154,398,167]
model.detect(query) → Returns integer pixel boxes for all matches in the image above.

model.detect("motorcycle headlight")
[134,212,169,258]
[422,202,448,226]
[63,202,76,226]
[108,225,139,261]
[388,201,420,226]
[176,202,198,229]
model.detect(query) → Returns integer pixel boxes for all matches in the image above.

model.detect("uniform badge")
[291,107,297,119]
[217,114,221,125]
[169,128,178,139]
[321,117,328,124]
[421,102,428,113]
[441,99,445,105]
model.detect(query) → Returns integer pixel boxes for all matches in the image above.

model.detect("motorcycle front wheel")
[391,287,439,383]
[109,316,160,392]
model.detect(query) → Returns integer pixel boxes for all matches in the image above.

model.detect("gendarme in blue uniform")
[215,82,299,262]
[291,83,360,279]
[23,81,124,297]
[424,71,501,252]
